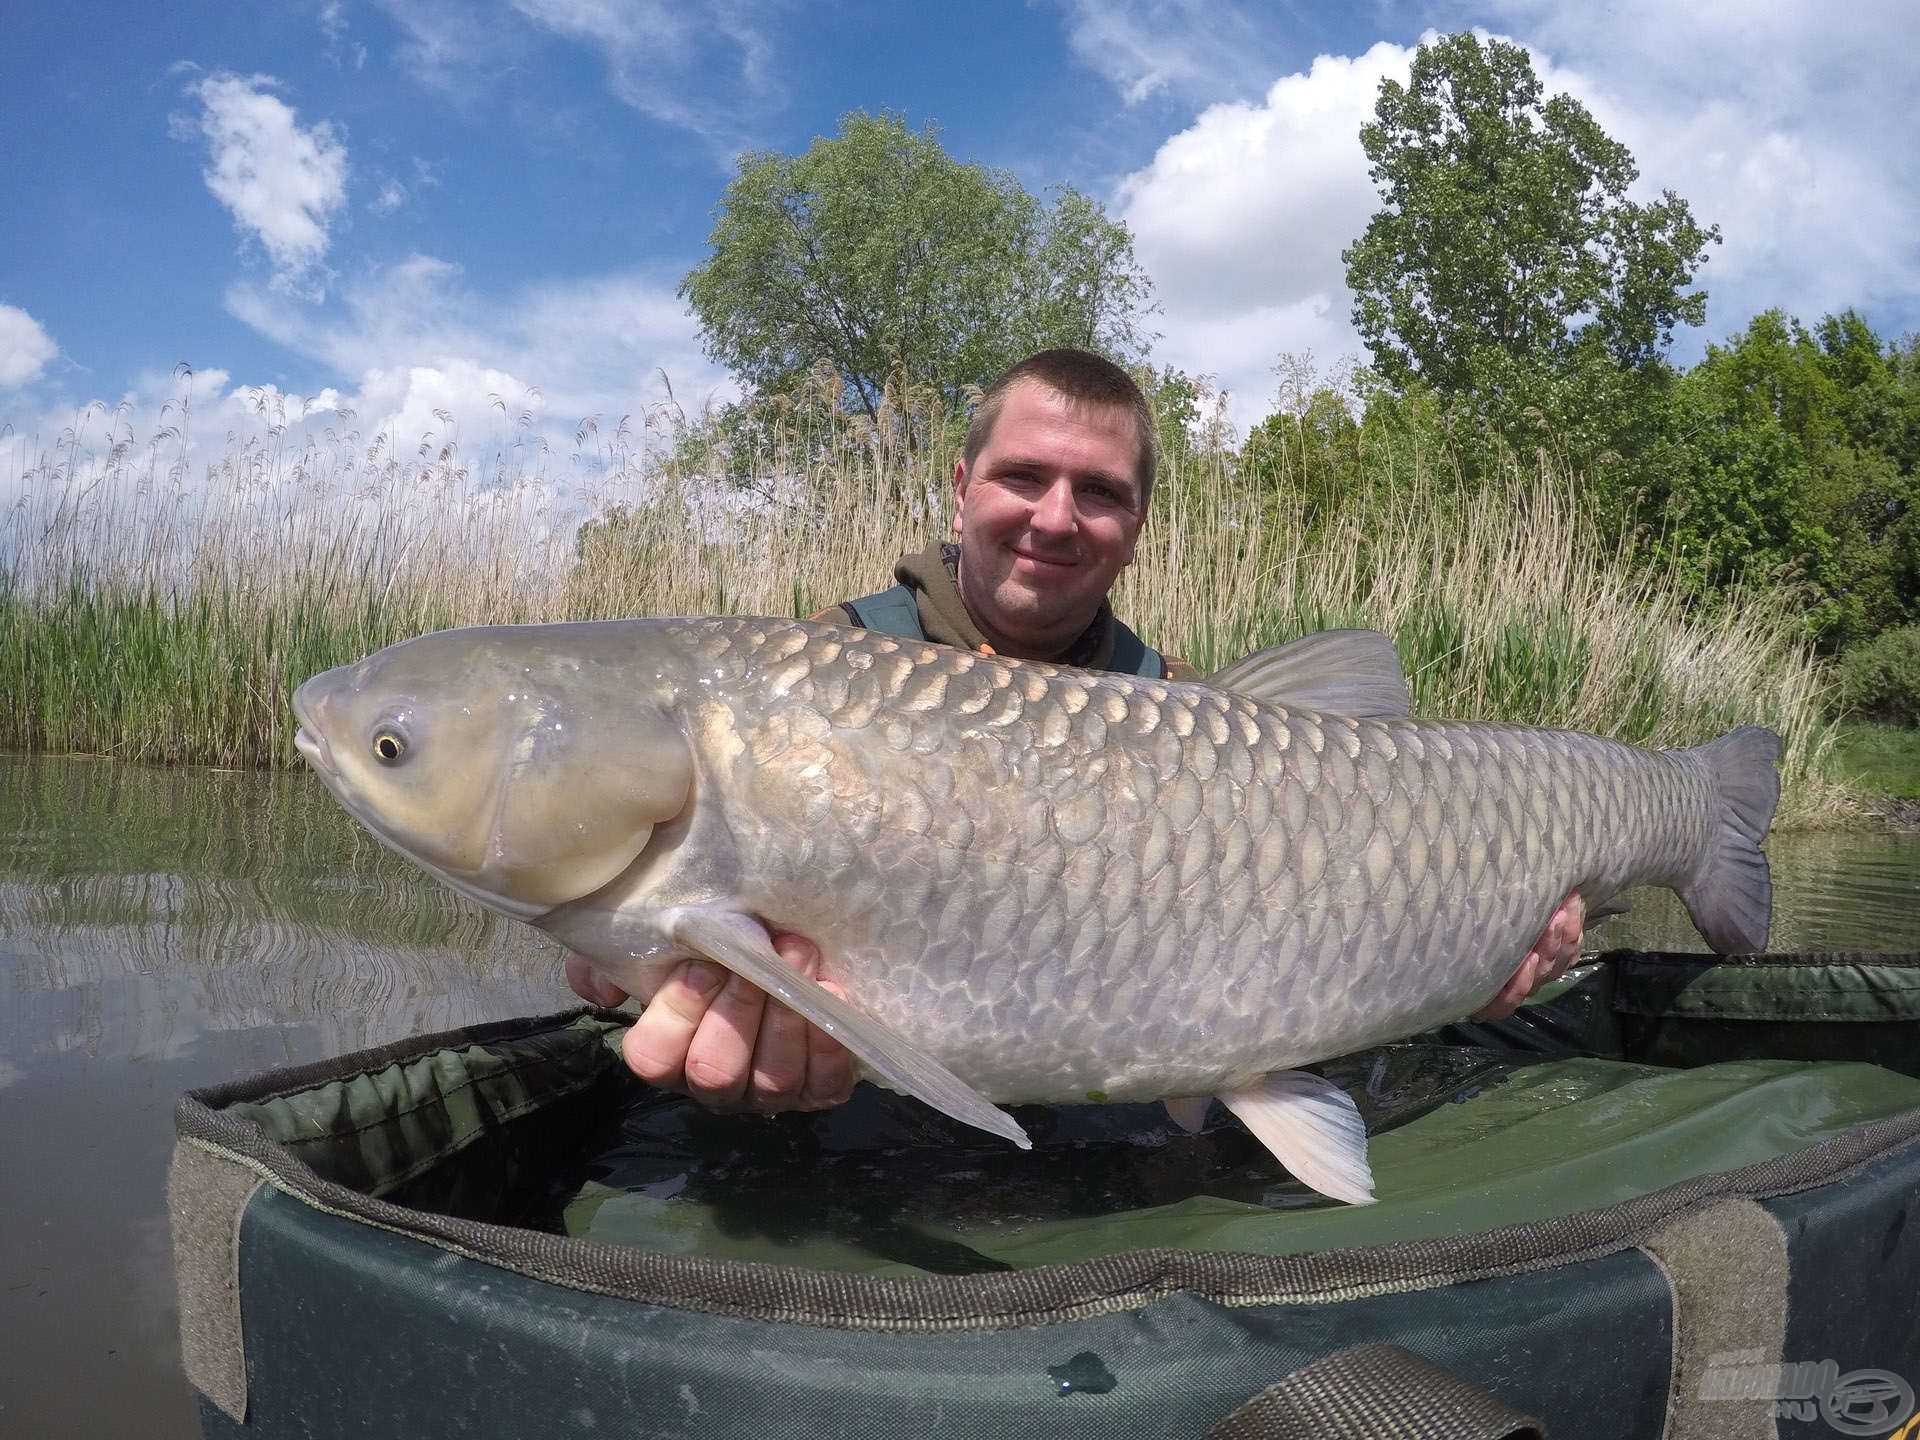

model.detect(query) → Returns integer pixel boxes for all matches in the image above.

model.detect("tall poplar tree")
[1342,33,1718,468]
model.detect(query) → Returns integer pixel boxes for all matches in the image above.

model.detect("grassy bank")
[2,387,1841,822]
[1825,723,1920,813]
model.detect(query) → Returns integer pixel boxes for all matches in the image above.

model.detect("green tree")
[679,112,1154,429]
[1238,387,1365,531]
[1341,33,1717,473]
[1649,310,1919,647]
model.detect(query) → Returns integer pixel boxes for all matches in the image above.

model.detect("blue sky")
[3,0,1917,472]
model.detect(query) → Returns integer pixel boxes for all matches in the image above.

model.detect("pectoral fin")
[663,906,1031,1150]
[1219,1070,1376,1205]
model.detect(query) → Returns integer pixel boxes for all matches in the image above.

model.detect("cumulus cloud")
[1113,6,1918,429]
[4,243,726,524]
[1117,42,1410,323]
[1462,0,1920,341]
[223,253,729,451]
[1113,41,1418,424]
[179,72,349,299]
[0,364,240,518]
[0,303,58,389]
[1057,0,1288,108]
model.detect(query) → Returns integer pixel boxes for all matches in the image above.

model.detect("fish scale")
[293,614,1780,1202]
[606,616,1723,1100]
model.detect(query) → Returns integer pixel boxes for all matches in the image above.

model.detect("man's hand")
[1475,890,1587,1020]
[563,936,858,1113]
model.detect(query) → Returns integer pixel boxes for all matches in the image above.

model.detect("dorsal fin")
[1209,629,1410,717]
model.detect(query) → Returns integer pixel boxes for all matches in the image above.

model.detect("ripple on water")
[0,754,561,1066]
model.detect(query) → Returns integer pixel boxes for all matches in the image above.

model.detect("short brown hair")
[963,349,1157,508]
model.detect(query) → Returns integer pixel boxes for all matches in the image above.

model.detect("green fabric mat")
[552,1055,1920,1275]
[229,1023,618,1198]
[242,983,1920,1281]
[1616,956,1920,1022]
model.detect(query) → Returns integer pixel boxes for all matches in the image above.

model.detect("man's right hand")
[563,936,858,1113]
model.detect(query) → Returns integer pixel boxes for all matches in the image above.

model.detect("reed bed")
[2,379,1839,822]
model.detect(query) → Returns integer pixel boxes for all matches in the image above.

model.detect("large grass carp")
[292,616,1778,1204]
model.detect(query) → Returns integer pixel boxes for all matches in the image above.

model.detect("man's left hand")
[1475,891,1587,1020]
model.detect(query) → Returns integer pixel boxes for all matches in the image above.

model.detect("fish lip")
[290,679,337,778]
[291,678,339,778]
[293,724,337,778]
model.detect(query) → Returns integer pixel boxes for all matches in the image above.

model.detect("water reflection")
[1604,827,1920,954]
[0,754,561,1062]
[0,756,563,1440]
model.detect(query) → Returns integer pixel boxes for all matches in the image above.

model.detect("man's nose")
[1030,478,1078,533]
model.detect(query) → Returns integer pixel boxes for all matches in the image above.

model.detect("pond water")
[1,753,1915,1437]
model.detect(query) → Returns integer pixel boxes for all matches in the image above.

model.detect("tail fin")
[1677,726,1780,954]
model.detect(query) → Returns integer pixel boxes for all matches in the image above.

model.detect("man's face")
[952,380,1145,659]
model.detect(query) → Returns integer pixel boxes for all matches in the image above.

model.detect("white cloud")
[1463,0,1920,344]
[376,0,474,89]
[2,245,726,528]
[1119,42,1410,322]
[0,364,241,518]
[1114,7,1920,429]
[0,304,57,389]
[1057,0,1288,108]
[181,73,349,299]
[514,0,779,138]
[1115,41,1418,426]
[367,157,438,217]
[223,253,730,449]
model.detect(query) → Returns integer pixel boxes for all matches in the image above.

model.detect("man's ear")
[951,458,969,535]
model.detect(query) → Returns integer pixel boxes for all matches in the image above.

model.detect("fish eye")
[371,728,408,765]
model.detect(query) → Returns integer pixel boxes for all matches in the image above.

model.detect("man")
[567,349,1585,1113]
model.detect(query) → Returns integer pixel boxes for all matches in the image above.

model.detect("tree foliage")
[1836,625,1920,725]
[1645,310,1920,647]
[1342,33,1717,466]
[679,112,1154,426]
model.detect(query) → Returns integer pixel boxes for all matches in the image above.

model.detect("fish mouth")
[293,725,337,778]
[290,680,337,778]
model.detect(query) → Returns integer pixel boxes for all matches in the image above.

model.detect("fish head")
[292,625,693,918]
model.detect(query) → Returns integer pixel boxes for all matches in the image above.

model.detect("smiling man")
[881,349,1181,674]
[568,348,1584,1115]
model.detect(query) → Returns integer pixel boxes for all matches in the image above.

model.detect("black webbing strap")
[1202,1343,1548,1440]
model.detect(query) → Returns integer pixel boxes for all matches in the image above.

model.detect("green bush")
[1835,626,1920,725]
